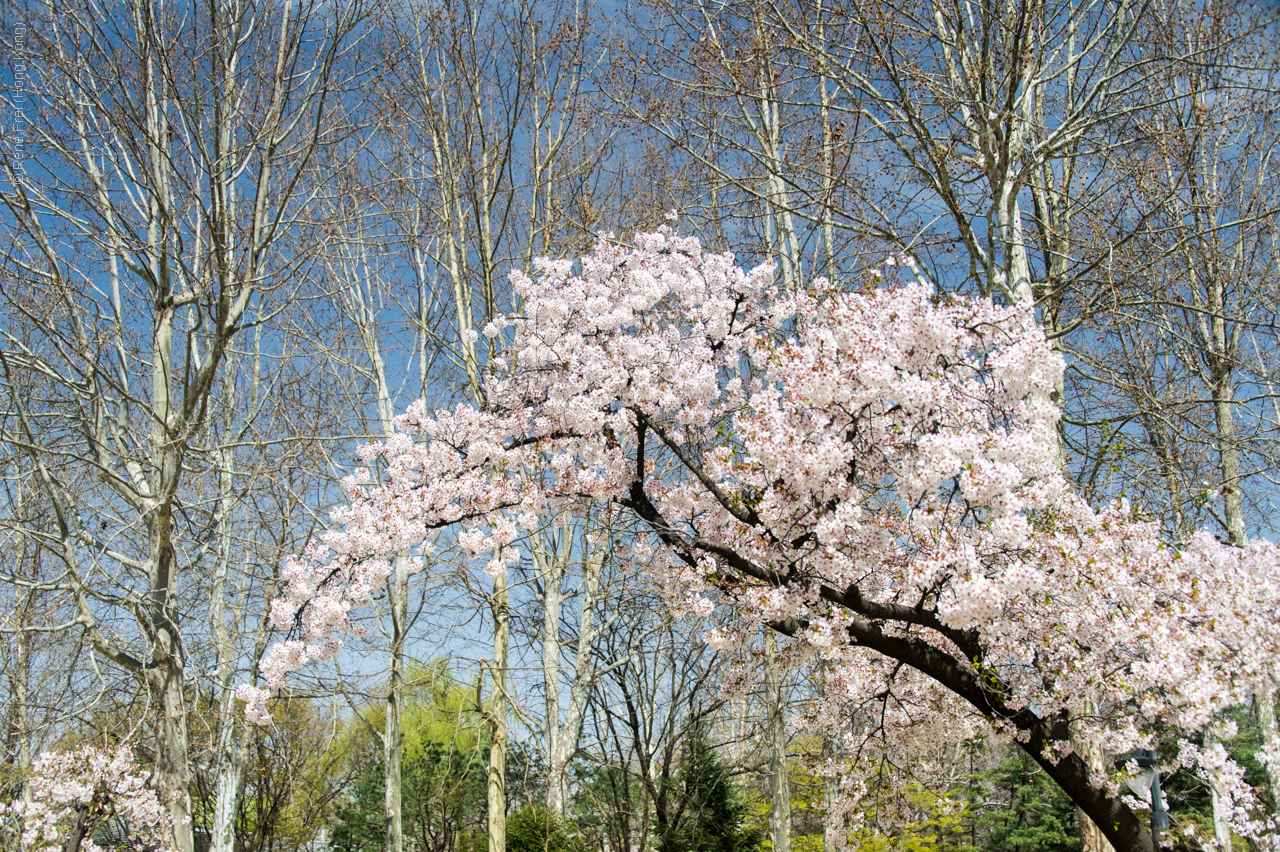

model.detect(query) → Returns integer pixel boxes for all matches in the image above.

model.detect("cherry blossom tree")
[10,744,174,852]
[248,227,1280,852]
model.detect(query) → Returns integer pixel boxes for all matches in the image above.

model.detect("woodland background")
[1,1,1279,852]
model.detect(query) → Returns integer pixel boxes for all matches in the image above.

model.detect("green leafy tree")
[331,662,489,852]
[573,763,645,852]
[846,785,972,852]
[506,804,585,852]
[979,753,1080,852]
[657,728,763,852]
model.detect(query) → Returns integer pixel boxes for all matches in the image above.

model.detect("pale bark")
[211,412,243,852]
[0,3,357,849]
[1210,787,1233,852]
[211,734,245,852]
[488,562,510,852]
[1208,317,1247,548]
[4,486,37,809]
[385,557,408,852]
[1204,726,1234,852]
[534,519,619,817]
[1256,691,1280,815]
[763,631,791,852]
[1191,229,1247,548]
[537,523,569,816]
[14,627,32,808]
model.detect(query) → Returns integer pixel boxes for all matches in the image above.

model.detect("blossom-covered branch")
[247,228,1280,852]
[10,745,175,852]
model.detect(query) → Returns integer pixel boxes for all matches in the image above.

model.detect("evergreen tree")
[506,805,584,852]
[658,728,763,852]
[980,752,1080,852]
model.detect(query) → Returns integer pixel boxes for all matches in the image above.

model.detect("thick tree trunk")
[488,564,509,852]
[1211,787,1234,852]
[1205,725,1234,852]
[540,526,568,817]
[211,731,244,852]
[1256,691,1280,815]
[148,464,195,852]
[1073,701,1115,852]
[385,557,408,852]
[13,628,32,807]
[993,194,1034,304]
[62,803,91,852]
[211,426,243,852]
[764,631,791,852]
[1206,272,1246,548]
[150,653,194,852]
[9,527,34,810]
[1212,385,1247,546]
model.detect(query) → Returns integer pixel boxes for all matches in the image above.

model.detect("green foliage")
[740,736,826,852]
[505,742,549,815]
[190,694,344,852]
[572,762,645,852]
[330,661,489,852]
[506,805,585,852]
[978,752,1080,852]
[829,742,1078,852]
[657,728,764,852]
[842,782,975,852]
[331,749,386,852]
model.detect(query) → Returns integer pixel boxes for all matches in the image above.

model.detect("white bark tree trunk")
[536,523,612,818]
[538,524,568,816]
[385,556,408,852]
[764,631,791,852]
[212,412,243,852]
[1256,691,1280,816]
[488,560,510,852]
[211,730,245,852]
[1205,726,1234,852]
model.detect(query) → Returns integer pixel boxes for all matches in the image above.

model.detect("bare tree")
[1063,0,1280,837]
[369,0,621,840]
[0,3,363,849]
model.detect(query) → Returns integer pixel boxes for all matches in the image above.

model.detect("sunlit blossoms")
[10,744,175,852]
[249,227,1280,852]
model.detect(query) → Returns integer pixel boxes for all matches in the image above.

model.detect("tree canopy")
[250,229,1280,852]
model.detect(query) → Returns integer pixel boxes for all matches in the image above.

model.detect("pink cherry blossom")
[11,744,176,852]
[249,228,1280,852]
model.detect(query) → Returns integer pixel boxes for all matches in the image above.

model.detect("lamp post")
[1120,749,1169,848]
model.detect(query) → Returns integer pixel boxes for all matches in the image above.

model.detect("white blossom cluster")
[10,744,175,852]
[242,228,1280,848]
